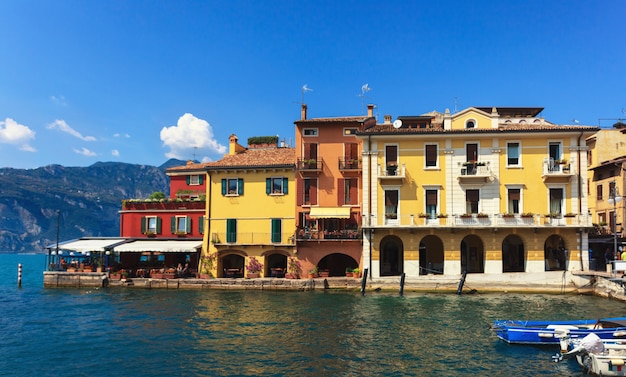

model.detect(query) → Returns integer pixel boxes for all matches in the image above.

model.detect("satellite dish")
[393,119,402,129]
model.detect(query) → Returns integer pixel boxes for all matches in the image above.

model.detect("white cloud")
[111,149,120,157]
[73,147,97,156]
[160,113,226,159]
[0,117,36,152]
[47,119,96,141]
[113,133,130,138]
[50,95,67,106]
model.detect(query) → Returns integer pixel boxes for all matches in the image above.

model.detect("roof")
[205,147,295,170]
[166,161,212,173]
[295,116,373,124]
[474,107,544,117]
[45,237,127,252]
[113,239,202,253]
[358,122,599,135]
[590,155,626,170]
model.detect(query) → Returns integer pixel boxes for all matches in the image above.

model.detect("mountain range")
[0,159,188,253]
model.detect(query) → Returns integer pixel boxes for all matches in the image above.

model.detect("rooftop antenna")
[301,84,313,104]
[454,97,461,113]
[358,83,371,115]
[192,147,198,161]
[572,119,579,124]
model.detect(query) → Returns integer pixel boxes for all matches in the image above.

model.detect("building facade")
[358,106,598,282]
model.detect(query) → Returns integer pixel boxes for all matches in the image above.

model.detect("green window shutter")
[226,219,237,243]
[170,217,176,234]
[283,178,288,194]
[221,179,227,195]
[186,216,191,233]
[238,178,244,195]
[199,175,203,184]
[271,219,281,243]
[156,217,162,233]
[198,216,204,234]
[186,176,190,185]
[141,217,146,233]
[266,178,271,195]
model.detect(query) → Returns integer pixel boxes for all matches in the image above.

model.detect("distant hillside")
[0,159,189,253]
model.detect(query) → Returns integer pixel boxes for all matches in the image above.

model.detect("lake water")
[1,253,624,376]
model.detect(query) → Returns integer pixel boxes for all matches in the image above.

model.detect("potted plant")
[352,268,361,278]
[345,267,353,277]
[286,257,301,279]
[418,213,429,218]
[246,256,263,278]
[460,213,473,219]
[318,269,330,278]
[502,213,515,218]
[308,266,319,278]
[476,213,489,218]
[386,162,398,175]
[437,214,448,218]
[521,212,534,218]
[199,252,216,279]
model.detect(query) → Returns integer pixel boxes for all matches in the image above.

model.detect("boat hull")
[492,317,626,345]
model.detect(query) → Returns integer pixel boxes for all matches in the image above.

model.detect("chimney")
[301,104,307,120]
[384,115,392,124]
[228,134,246,155]
[367,104,375,118]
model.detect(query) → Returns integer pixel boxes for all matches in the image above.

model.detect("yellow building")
[201,135,296,278]
[358,106,598,283]
[586,123,626,266]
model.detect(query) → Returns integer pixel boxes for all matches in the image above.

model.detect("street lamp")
[608,182,622,261]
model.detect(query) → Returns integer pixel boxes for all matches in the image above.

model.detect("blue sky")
[1,0,625,169]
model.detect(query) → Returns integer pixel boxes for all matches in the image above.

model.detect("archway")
[380,235,403,276]
[460,235,484,273]
[265,252,288,277]
[502,235,525,272]
[220,252,245,278]
[544,235,567,271]
[317,253,358,277]
[419,235,444,275]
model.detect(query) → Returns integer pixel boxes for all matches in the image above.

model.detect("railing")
[542,158,574,176]
[296,228,362,241]
[211,232,295,245]
[460,163,490,176]
[367,213,592,228]
[378,164,406,178]
[297,158,322,171]
[338,158,361,171]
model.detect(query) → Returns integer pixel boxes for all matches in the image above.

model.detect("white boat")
[557,333,626,376]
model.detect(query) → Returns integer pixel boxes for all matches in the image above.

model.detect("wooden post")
[18,263,22,288]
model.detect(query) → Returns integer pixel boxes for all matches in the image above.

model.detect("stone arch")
[263,249,289,277]
[317,253,358,277]
[218,249,246,278]
[460,234,484,273]
[544,234,567,271]
[502,234,525,272]
[419,235,444,275]
[379,235,404,276]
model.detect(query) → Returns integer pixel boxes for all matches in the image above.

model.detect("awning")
[113,240,202,253]
[46,238,127,253]
[308,207,351,219]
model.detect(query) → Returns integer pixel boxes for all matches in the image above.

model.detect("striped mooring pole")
[18,263,22,288]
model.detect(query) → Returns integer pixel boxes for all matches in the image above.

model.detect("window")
[466,189,479,214]
[507,142,520,166]
[141,216,161,235]
[267,177,288,195]
[303,128,318,136]
[171,216,191,234]
[226,219,237,243]
[384,190,398,220]
[549,188,563,215]
[339,178,358,205]
[466,143,478,162]
[221,178,244,196]
[198,216,205,234]
[344,128,357,135]
[598,212,606,225]
[597,184,603,201]
[466,119,476,129]
[425,144,438,167]
[187,175,202,185]
[549,142,561,161]
[301,178,317,205]
[508,189,520,214]
[385,145,398,167]
[425,189,437,218]
[271,219,282,243]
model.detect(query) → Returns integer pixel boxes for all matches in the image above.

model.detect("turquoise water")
[1,254,624,376]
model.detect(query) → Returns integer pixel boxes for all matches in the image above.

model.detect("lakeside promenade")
[43,270,626,302]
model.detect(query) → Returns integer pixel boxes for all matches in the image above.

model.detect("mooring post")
[360,268,368,296]
[18,263,22,288]
[399,272,406,296]
[456,270,467,295]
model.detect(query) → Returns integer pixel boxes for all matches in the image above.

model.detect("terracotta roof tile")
[359,122,599,135]
[205,147,295,170]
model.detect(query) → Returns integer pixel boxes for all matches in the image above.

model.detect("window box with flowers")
[521,213,534,218]
[245,257,263,278]
[502,213,515,219]
[460,213,473,219]
[144,231,157,238]
[476,213,489,218]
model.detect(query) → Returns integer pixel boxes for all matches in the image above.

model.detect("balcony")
[122,199,206,211]
[363,213,592,229]
[211,232,295,246]
[297,158,322,174]
[338,158,361,173]
[542,158,575,183]
[458,162,492,184]
[378,164,406,180]
[296,228,362,241]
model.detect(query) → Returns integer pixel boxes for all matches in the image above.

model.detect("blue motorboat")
[491,317,626,345]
